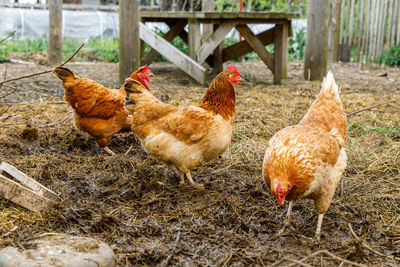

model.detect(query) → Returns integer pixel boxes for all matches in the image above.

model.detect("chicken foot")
[315,213,324,242]
[277,201,295,236]
[183,172,204,190]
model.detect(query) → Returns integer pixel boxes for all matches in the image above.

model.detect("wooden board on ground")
[0,162,59,213]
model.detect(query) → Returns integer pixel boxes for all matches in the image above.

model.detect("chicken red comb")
[227,64,239,75]
[139,65,149,71]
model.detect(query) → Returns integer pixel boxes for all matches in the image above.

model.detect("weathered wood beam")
[48,0,62,65]
[139,22,206,84]
[197,21,236,64]
[274,23,289,84]
[202,0,214,42]
[0,162,59,202]
[304,0,329,80]
[212,23,223,74]
[119,0,140,83]
[188,18,201,60]
[235,24,274,71]
[142,19,187,65]
[166,21,188,44]
[223,27,275,62]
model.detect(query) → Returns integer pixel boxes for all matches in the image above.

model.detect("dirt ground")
[0,60,399,266]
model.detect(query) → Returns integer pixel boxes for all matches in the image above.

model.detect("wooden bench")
[139,11,299,84]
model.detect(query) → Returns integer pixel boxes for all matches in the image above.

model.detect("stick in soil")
[348,223,400,261]
[160,231,181,267]
[0,43,85,87]
[347,98,399,117]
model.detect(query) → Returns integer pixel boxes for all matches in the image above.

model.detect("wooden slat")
[0,162,59,202]
[212,24,223,74]
[223,27,275,62]
[235,24,274,72]
[48,0,62,65]
[304,0,329,80]
[0,174,55,213]
[196,21,236,64]
[273,23,289,84]
[202,0,214,42]
[188,18,201,60]
[140,11,300,20]
[139,22,206,84]
[119,0,140,83]
[142,19,187,65]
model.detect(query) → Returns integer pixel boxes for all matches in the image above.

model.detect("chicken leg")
[315,213,324,242]
[284,201,294,226]
[185,172,204,190]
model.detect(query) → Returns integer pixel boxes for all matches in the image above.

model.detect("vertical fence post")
[304,0,329,80]
[119,0,140,84]
[48,0,62,65]
[328,0,342,62]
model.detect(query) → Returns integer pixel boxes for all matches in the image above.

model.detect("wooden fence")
[340,0,400,62]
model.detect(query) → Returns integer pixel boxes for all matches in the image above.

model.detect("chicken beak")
[149,72,155,77]
[238,77,244,82]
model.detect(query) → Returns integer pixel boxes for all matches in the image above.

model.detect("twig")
[286,258,313,267]
[347,98,399,117]
[273,250,367,267]
[0,31,16,44]
[160,231,181,267]
[348,223,400,261]
[0,43,85,87]
[0,111,72,128]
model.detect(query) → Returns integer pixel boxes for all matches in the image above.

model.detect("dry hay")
[0,61,399,266]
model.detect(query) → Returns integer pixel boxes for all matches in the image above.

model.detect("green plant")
[289,27,305,60]
[379,45,400,66]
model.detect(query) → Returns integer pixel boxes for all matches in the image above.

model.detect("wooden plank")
[139,22,206,84]
[0,162,59,202]
[223,27,275,61]
[304,0,329,80]
[212,23,223,74]
[348,0,356,47]
[397,0,400,44]
[202,0,214,42]
[339,0,346,44]
[328,0,342,62]
[188,18,201,60]
[394,0,399,45]
[48,0,62,65]
[119,0,140,83]
[142,19,187,65]
[196,21,236,64]
[140,11,301,20]
[235,24,274,72]
[273,23,289,84]
[0,174,55,213]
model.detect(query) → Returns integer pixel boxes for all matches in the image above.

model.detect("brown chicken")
[124,65,243,189]
[52,65,153,155]
[262,72,346,241]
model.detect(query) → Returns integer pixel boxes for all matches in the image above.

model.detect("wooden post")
[328,0,342,63]
[304,0,329,81]
[274,23,288,83]
[202,0,214,41]
[119,0,140,84]
[48,0,62,65]
[188,18,201,60]
[212,24,223,74]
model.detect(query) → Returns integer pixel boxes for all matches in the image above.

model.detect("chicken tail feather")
[52,67,75,82]
[320,71,340,101]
